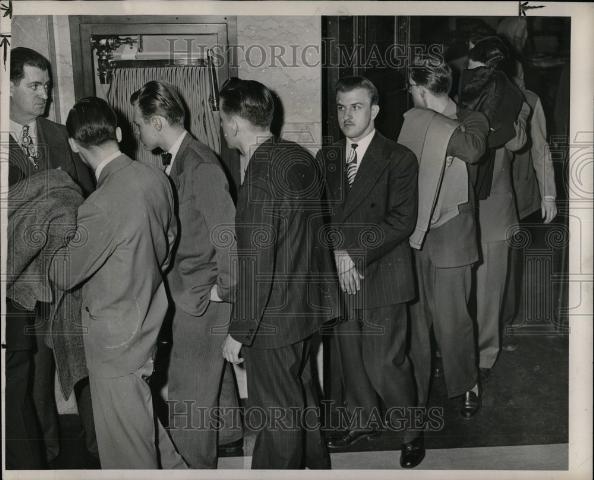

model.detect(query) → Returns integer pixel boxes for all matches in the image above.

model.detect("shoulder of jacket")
[457,108,489,124]
[384,134,413,158]
[38,116,66,134]
[388,142,417,170]
[185,136,218,161]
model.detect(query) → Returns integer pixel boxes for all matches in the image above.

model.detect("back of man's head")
[335,76,379,106]
[10,47,51,84]
[130,80,185,127]
[67,97,118,148]
[410,57,452,96]
[219,77,275,129]
[468,36,509,69]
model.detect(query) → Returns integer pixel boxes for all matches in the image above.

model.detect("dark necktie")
[161,152,172,167]
[346,143,358,187]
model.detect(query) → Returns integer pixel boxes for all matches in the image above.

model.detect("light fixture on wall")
[90,35,138,84]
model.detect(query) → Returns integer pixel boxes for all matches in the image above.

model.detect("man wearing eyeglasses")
[6,47,96,469]
[399,57,489,421]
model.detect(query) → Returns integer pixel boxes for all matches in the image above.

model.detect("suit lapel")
[9,133,28,167]
[36,118,55,171]
[342,133,389,220]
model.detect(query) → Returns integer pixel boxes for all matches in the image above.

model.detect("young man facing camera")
[316,76,424,468]
[48,97,183,469]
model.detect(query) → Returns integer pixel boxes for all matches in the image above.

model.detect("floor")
[45,214,570,471]
[50,332,568,471]
[218,443,568,470]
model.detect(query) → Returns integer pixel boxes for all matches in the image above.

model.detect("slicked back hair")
[335,76,379,106]
[10,47,51,84]
[66,97,118,148]
[219,77,275,129]
[130,80,185,126]
[410,56,453,96]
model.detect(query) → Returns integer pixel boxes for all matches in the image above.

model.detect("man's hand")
[541,198,558,224]
[222,334,244,364]
[334,249,364,295]
[209,284,223,302]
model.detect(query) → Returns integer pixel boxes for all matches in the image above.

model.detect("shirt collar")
[441,97,458,119]
[165,130,187,175]
[346,128,375,162]
[95,150,122,181]
[10,118,37,141]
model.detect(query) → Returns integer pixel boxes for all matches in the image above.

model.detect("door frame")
[68,15,240,189]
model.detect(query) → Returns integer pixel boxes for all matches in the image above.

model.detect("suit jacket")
[512,90,557,219]
[419,107,489,268]
[49,154,177,378]
[166,133,236,317]
[9,117,95,196]
[317,131,418,309]
[7,171,88,396]
[229,137,336,349]
[478,102,529,243]
[7,116,94,354]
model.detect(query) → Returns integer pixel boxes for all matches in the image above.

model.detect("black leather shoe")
[218,438,244,457]
[460,390,481,419]
[400,435,425,469]
[327,430,380,449]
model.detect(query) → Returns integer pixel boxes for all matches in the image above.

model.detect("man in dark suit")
[48,97,185,468]
[220,78,333,469]
[6,46,96,469]
[401,58,489,419]
[316,76,424,468]
[131,81,241,468]
[462,39,530,376]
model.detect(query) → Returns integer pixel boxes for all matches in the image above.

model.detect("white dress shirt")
[346,129,376,179]
[10,118,37,150]
[164,130,188,176]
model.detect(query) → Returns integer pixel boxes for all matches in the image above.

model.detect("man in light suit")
[48,97,185,469]
[316,76,424,468]
[7,46,96,469]
[131,81,241,468]
[402,58,489,418]
[220,78,333,469]
[503,89,558,325]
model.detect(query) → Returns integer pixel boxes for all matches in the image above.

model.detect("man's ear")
[68,137,80,153]
[419,86,428,101]
[230,117,240,137]
[9,81,15,97]
[371,104,380,121]
[150,116,164,132]
[115,126,123,143]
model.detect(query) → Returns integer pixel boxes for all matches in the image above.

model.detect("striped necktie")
[346,143,358,187]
